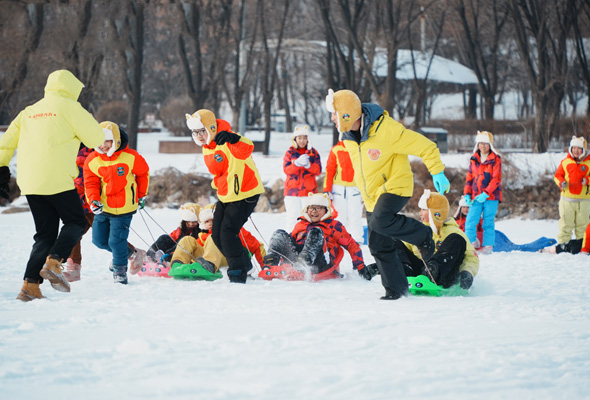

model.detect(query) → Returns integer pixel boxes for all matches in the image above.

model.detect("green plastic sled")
[407,275,468,297]
[168,262,223,281]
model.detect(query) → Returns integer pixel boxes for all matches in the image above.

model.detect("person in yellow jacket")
[185,109,264,283]
[397,190,478,289]
[0,70,105,301]
[325,88,450,300]
[323,141,364,243]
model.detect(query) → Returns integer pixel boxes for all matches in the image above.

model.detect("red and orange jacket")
[456,212,483,247]
[554,154,590,200]
[84,131,150,215]
[323,141,355,192]
[202,119,264,203]
[291,217,365,271]
[464,151,502,202]
[197,229,264,266]
[582,222,590,253]
[74,146,92,214]
[283,146,322,196]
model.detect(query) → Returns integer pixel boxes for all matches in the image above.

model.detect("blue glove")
[474,192,489,203]
[464,194,473,206]
[90,200,103,214]
[431,171,450,194]
[138,196,147,210]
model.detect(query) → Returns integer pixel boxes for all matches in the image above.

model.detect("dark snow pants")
[367,194,432,297]
[24,189,86,283]
[395,233,467,288]
[212,194,259,283]
[267,228,328,273]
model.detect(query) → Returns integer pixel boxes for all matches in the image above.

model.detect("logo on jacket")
[367,149,381,161]
[117,166,125,176]
[214,154,224,163]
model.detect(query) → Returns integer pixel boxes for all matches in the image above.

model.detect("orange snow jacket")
[323,141,355,193]
[554,154,590,199]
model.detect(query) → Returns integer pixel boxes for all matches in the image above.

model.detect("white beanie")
[473,130,500,156]
[179,203,200,222]
[198,206,214,230]
[302,193,332,222]
[569,135,587,159]
[291,125,312,149]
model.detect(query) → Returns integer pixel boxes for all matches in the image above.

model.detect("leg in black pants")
[25,189,86,283]
[212,195,259,283]
[367,193,433,298]
[430,233,466,288]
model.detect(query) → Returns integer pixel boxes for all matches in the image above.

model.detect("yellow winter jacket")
[0,70,104,195]
[342,105,445,212]
[407,218,479,277]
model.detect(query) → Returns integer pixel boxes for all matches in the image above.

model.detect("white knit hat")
[302,193,332,222]
[473,130,500,155]
[179,203,201,222]
[290,125,312,149]
[198,204,215,230]
[569,135,587,159]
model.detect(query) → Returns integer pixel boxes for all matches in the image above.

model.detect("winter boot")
[380,288,403,300]
[39,255,71,293]
[196,257,216,273]
[297,227,324,267]
[112,265,128,284]
[422,259,440,283]
[227,269,247,284]
[128,248,147,275]
[16,281,46,302]
[63,258,81,282]
[417,227,435,262]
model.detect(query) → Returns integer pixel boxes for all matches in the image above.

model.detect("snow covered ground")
[1,131,589,399]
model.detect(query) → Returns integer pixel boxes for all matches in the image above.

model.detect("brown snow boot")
[39,255,71,292]
[63,258,81,282]
[16,281,46,302]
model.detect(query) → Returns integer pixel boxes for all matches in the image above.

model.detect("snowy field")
[0,131,589,399]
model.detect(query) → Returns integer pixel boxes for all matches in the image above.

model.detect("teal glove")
[139,196,147,209]
[464,194,473,206]
[474,192,489,203]
[431,171,450,194]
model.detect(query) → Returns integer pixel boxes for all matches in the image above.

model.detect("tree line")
[0,0,588,153]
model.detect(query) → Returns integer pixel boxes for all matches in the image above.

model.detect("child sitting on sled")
[540,220,590,255]
[169,204,265,277]
[397,190,478,289]
[145,202,202,264]
[263,193,376,279]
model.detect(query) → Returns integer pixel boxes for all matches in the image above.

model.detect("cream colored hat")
[302,193,332,222]
[185,109,217,146]
[473,130,500,155]
[290,125,312,149]
[418,189,450,235]
[325,89,362,135]
[569,135,587,159]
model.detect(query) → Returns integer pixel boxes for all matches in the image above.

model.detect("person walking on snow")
[325,88,450,300]
[283,125,322,232]
[84,121,150,284]
[323,140,364,243]
[185,109,264,283]
[0,70,105,302]
[397,190,478,289]
[554,136,590,245]
[463,131,502,255]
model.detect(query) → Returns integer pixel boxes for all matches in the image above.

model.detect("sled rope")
[248,215,301,268]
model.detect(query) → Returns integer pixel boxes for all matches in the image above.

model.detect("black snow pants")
[267,228,328,273]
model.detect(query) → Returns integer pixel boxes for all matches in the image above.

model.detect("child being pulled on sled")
[396,190,478,289]
[263,193,377,278]
[540,220,590,256]
[145,202,202,265]
[169,204,265,274]
[83,121,150,285]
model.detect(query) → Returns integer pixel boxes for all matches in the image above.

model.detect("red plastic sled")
[258,263,343,282]
[137,261,172,278]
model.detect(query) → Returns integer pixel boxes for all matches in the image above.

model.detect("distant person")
[553,136,590,245]
[185,109,264,283]
[325,88,449,300]
[463,131,502,255]
[540,220,590,255]
[84,121,150,284]
[0,69,104,302]
[283,125,322,232]
[323,140,364,243]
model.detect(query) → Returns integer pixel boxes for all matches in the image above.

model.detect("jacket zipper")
[234,174,240,195]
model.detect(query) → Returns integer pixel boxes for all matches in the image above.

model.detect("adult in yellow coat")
[0,70,104,301]
[326,89,450,300]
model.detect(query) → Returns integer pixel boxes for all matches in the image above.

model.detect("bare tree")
[571,1,590,117]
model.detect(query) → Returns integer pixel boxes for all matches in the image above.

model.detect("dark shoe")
[418,229,435,262]
[112,265,128,285]
[227,269,247,284]
[196,257,216,273]
[422,260,439,282]
[459,270,473,289]
[263,253,280,266]
[380,289,402,300]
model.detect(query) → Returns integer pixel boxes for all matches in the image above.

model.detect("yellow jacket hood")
[44,70,84,101]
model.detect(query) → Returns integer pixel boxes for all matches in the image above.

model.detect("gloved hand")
[214,130,240,145]
[90,200,104,214]
[464,194,473,206]
[474,192,489,203]
[0,166,10,199]
[138,196,147,210]
[431,171,450,193]
[459,270,473,289]
[357,263,379,281]
[560,181,567,191]
[293,154,310,168]
[160,253,172,263]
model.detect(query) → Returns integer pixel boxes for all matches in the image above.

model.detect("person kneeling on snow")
[396,190,478,289]
[263,193,377,278]
[169,204,265,275]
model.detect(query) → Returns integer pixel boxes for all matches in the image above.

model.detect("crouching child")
[397,190,478,289]
[83,121,150,284]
